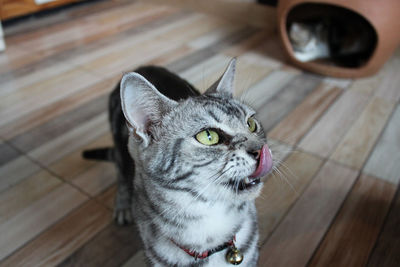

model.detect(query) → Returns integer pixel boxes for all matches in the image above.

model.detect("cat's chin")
[226,177,261,191]
[223,177,264,199]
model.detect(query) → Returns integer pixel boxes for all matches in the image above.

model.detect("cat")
[289,17,376,67]
[289,22,330,62]
[83,59,273,266]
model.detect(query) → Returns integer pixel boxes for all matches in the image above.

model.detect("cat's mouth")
[226,144,273,192]
[226,177,262,192]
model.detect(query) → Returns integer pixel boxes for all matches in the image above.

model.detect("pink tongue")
[249,144,273,179]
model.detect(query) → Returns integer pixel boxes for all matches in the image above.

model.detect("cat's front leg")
[113,173,134,225]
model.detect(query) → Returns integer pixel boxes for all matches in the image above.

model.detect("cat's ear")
[205,58,236,97]
[120,72,178,146]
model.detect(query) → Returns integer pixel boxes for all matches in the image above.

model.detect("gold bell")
[226,246,243,265]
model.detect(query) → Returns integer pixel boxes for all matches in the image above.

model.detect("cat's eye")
[195,130,219,145]
[247,117,257,132]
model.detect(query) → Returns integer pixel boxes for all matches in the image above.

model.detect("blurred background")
[0,0,399,266]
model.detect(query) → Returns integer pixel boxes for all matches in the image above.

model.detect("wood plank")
[6,3,160,46]
[223,30,269,57]
[0,75,114,140]
[1,200,111,267]
[0,9,184,83]
[184,53,273,95]
[179,53,232,91]
[122,250,147,267]
[237,49,282,71]
[322,77,352,90]
[0,61,75,97]
[11,4,169,53]
[232,56,274,96]
[240,70,298,111]
[349,73,383,96]
[48,133,113,180]
[61,12,198,70]
[298,89,370,158]
[0,2,146,72]
[367,184,400,267]
[269,84,342,145]
[0,170,61,224]
[308,174,396,267]
[67,0,132,19]
[0,184,88,261]
[258,73,322,132]
[0,155,42,193]
[0,140,20,166]
[331,97,395,170]
[166,27,257,74]
[9,93,108,153]
[0,49,41,82]
[255,33,288,65]
[71,163,116,196]
[258,161,359,267]
[188,23,244,49]
[141,0,277,30]
[27,113,109,166]
[147,44,194,66]
[0,10,191,88]
[0,69,103,128]
[0,65,86,109]
[349,50,400,101]
[256,151,324,243]
[373,51,400,102]
[16,6,177,68]
[0,43,49,75]
[363,105,400,184]
[7,2,171,47]
[267,139,293,164]
[79,15,228,78]
[59,223,142,267]
[96,185,117,210]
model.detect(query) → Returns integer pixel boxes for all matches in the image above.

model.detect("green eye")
[195,130,219,145]
[247,117,257,132]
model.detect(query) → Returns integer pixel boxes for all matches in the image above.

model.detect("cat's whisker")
[273,165,298,195]
[276,162,298,182]
[272,156,298,183]
[257,192,266,201]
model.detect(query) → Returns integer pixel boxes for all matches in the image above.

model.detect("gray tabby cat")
[83,59,273,266]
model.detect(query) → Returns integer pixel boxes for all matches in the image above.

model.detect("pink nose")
[249,144,273,178]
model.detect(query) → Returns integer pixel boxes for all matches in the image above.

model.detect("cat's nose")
[248,149,260,160]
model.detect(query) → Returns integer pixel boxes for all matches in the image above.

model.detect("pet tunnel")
[277,0,400,78]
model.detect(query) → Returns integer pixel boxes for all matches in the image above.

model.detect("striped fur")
[109,60,270,266]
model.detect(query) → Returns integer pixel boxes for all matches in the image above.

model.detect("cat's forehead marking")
[186,96,256,136]
[195,95,253,118]
[161,95,258,139]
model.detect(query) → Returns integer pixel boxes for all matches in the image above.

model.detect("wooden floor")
[1,0,400,266]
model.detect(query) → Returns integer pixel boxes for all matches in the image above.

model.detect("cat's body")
[84,60,272,266]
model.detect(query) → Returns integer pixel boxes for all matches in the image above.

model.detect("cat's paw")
[113,208,134,225]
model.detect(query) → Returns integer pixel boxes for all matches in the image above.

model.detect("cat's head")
[289,23,313,48]
[289,22,330,62]
[120,59,272,202]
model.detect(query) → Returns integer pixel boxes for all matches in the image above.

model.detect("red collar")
[171,236,236,260]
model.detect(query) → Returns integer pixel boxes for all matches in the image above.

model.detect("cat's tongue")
[249,144,273,179]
